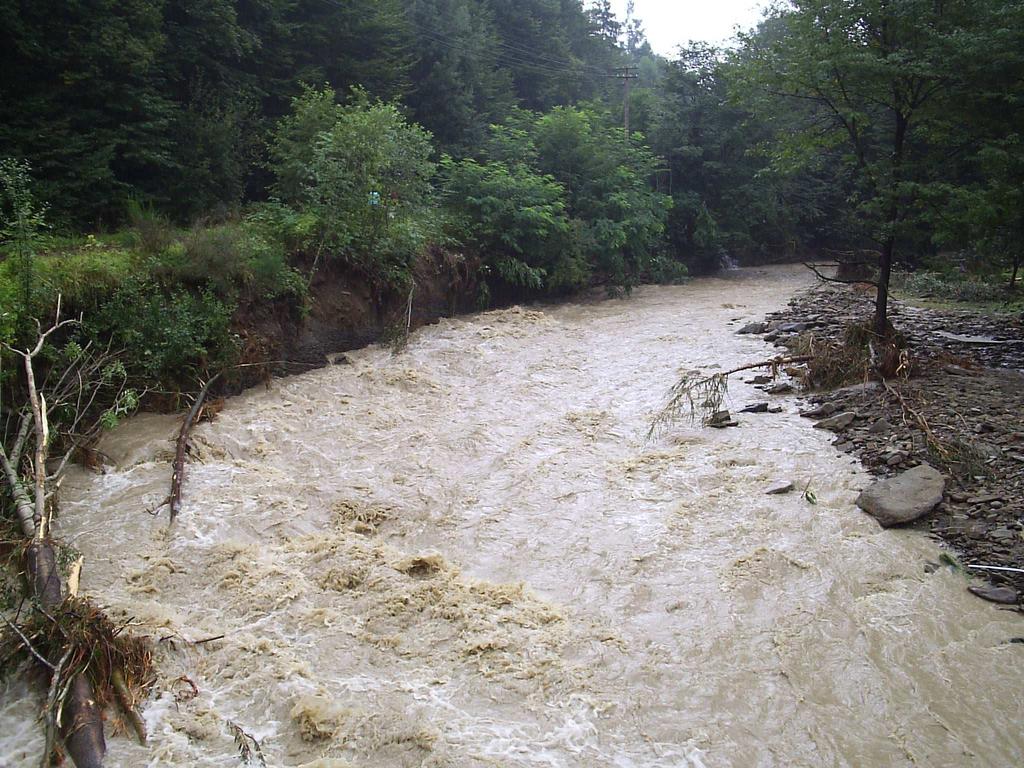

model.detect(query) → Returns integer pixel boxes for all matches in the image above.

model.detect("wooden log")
[169,373,221,523]
[27,540,106,768]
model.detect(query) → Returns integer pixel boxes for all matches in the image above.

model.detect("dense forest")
[1,0,1023,401]
[2,4,1024,766]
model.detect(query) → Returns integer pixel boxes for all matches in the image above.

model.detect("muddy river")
[2,265,1022,767]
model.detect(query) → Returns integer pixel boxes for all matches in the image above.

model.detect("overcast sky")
[611,0,771,55]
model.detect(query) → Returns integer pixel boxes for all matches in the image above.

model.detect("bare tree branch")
[1,614,54,671]
[803,261,879,287]
[170,373,222,524]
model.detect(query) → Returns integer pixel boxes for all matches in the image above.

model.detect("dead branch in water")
[1,298,111,768]
[169,372,221,523]
[112,668,147,744]
[229,720,267,767]
[647,355,813,440]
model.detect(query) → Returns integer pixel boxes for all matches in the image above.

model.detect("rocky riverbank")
[754,282,1024,599]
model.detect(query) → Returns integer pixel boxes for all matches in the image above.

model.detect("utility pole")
[611,66,639,142]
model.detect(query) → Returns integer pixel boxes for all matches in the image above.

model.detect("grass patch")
[891,270,1023,312]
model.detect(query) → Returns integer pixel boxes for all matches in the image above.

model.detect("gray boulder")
[800,401,839,418]
[814,411,855,431]
[968,585,1019,605]
[856,464,946,527]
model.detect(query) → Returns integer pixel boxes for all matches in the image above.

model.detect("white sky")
[611,0,771,55]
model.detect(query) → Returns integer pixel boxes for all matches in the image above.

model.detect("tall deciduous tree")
[735,0,1014,337]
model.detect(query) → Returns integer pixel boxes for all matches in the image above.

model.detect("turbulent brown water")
[3,265,1022,767]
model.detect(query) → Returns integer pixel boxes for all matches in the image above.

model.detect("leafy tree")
[645,45,845,272]
[0,158,48,334]
[267,86,437,285]
[441,156,580,292]
[530,106,671,288]
[734,0,1017,336]
[932,1,1024,288]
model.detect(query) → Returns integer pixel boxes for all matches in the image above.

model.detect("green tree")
[735,0,1015,336]
[0,159,48,335]
[0,0,170,225]
[441,156,579,292]
[405,0,515,151]
[587,0,622,43]
[530,106,670,288]
[267,86,437,285]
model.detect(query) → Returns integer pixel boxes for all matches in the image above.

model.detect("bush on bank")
[1,86,684,413]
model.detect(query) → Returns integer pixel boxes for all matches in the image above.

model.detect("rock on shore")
[856,464,946,528]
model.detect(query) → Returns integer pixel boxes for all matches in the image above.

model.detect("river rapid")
[2,264,1022,767]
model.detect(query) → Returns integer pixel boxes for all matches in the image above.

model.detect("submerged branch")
[647,355,813,440]
[170,373,221,523]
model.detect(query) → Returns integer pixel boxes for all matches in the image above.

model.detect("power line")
[412,17,609,76]
[611,65,639,140]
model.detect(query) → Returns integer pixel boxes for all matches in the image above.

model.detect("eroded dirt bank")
[2,265,1022,768]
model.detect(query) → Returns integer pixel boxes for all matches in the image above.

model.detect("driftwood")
[112,669,147,745]
[648,354,814,439]
[29,541,107,768]
[0,298,160,766]
[1,299,107,768]
[804,261,878,287]
[169,373,221,523]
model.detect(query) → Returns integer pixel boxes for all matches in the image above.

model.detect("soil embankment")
[760,283,1024,595]
[227,249,480,391]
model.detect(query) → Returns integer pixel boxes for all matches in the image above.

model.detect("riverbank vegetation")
[2,2,1024,762]
[3,0,1020,391]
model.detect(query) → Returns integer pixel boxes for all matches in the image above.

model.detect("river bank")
[756,281,1024,597]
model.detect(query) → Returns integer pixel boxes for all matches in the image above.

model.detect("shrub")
[529,107,671,289]
[86,280,237,387]
[440,156,578,294]
[267,86,437,287]
[146,221,306,304]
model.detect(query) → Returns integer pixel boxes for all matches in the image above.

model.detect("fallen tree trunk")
[2,299,106,767]
[27,540,106,768]
[169,373,221,523]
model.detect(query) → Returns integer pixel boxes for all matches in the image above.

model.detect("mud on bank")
[226,249,482,393]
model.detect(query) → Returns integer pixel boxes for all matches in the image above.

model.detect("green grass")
[891,270,1023,314]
